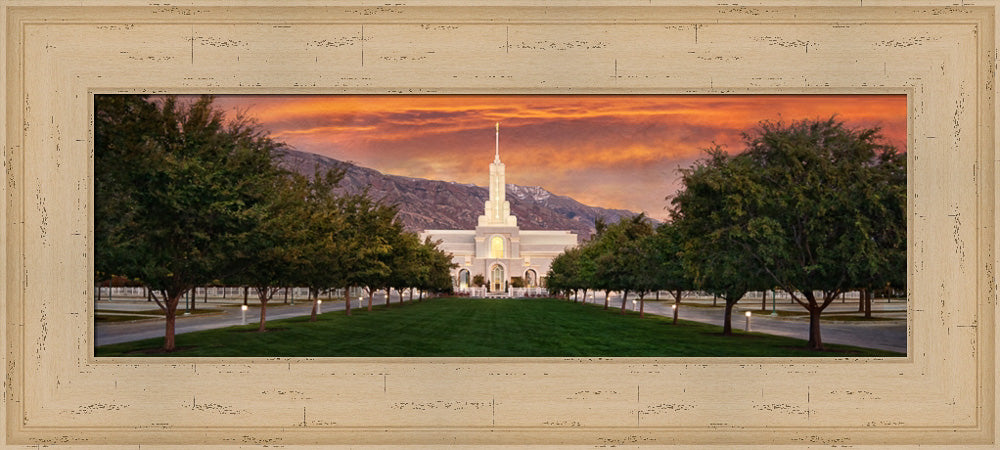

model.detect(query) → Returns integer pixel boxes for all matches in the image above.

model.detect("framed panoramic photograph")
[92,93,907,359]
[3,1,997,448]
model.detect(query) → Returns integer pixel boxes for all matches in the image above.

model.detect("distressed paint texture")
[1,2,996,447]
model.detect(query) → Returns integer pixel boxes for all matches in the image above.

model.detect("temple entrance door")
[491,265,504,292]
[524,269,537,288]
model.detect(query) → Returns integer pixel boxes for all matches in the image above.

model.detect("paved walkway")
[584,295,907,354]
[95,294,907,354]
[95,295,386,346]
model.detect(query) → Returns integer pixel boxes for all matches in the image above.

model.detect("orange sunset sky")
[212,95,907,220]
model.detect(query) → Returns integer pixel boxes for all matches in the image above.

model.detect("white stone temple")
[419,123,578,294]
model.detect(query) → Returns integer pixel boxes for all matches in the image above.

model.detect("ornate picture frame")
[2,2,995,447]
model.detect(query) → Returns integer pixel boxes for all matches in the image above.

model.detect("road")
[95,293,907,353]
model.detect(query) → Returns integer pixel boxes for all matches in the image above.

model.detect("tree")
[546,246,582,299]
[846,146,907,318]
[416,237,458,298]
[472,274,485,288]
[332,193,394,316]
[588,215,655,315]
[648,222,693,324]
[291,165,348,322]
[586,217,615,309]
[360,207,408,310]
[677,118,904,349]
[672,146,771,335]
[94,95,161,286]
[386,229,423,305]
[94,95,286,351]
[233,169,311,332]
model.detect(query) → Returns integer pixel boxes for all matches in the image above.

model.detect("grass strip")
[95,297,903,357]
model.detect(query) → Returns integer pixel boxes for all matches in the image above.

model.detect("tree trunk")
[858,288,865,312]
[713,294,717,307]
[162,291,182,351]
[409,288,414,302]
[368,290,375,312]
[256,288,272,332]
[258,301,268,332]
[639,293,645,318]
[864,288,872,319]
[204,287,208,304]
[96,282,102,302]
[672,289,681,325]
[164,309,177,351]
[603,291,610,310]
[243,286,249,306]
[807,308,824,350]
[761,291,767,311]
[419,291,424,301]
[284,288,289,304]
[309,289,319,322]
[802,291,825,350]
[620,290,629,315]
[190,288,196,311]
[344,286,352,316]
[722,300,734,336]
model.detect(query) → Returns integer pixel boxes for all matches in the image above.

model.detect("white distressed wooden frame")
[2,1,996,447]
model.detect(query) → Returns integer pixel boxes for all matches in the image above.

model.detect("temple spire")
[478,121,516,227]
[494,122,500,163]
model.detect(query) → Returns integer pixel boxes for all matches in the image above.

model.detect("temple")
[419,123,578,294]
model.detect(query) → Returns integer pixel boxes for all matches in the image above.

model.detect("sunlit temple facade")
[419,124,578,294]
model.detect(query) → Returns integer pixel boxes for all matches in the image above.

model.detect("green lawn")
[95,297,902,357]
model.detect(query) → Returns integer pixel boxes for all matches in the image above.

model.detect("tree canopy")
[672,117,905,348]
[95,95,456,350]
[546,116,904,351]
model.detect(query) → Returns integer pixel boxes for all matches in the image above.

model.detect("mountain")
[278,149,644,241]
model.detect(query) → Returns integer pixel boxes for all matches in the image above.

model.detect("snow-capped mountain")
[278,149,645,241]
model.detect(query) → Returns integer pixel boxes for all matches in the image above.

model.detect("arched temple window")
[458,269,470,288]
[490,236,505,258]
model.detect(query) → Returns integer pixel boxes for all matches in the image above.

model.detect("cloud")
[211,94,907,220]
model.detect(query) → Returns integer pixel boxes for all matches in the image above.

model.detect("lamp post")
[240,304,248,325]
[745,311,752,332]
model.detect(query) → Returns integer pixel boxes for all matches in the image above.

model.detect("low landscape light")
[317,299,322,314]
[240,304,248,325]
[745,311,752,332]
